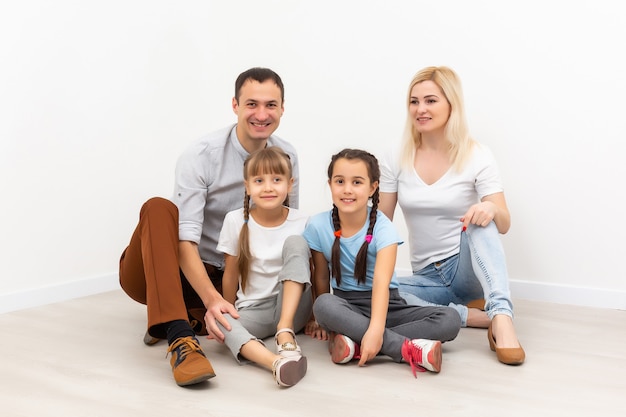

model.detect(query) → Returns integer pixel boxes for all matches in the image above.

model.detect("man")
[119,67,299,387]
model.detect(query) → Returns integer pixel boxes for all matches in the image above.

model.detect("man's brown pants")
[119,197,220,339]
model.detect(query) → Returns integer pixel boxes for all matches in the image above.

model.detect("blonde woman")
[379,66,525,365]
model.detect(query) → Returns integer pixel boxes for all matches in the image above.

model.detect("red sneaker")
[328,333,361,364]
[401,339,442,377]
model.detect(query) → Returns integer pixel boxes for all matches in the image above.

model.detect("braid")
[238,146,293,293]
[330,205,342,286]
[237,193,251,292]
[327,148,381,286]
[354,188,379,284]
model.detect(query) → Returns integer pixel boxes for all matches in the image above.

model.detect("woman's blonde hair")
[400,66,475,171]
[238,146,292,292]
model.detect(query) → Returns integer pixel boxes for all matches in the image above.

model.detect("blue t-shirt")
[303,209,403,291]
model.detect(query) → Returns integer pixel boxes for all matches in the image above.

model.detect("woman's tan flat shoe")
[487,323,525,365]
[466,299,486,310]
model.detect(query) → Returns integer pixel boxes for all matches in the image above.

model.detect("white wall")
[2,0,625,313]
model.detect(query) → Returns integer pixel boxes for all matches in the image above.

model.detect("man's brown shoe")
[166,336,216,386]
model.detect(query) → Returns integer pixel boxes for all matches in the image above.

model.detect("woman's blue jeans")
[398,222,514,327]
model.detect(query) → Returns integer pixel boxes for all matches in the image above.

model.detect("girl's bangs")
[249,153,290,177]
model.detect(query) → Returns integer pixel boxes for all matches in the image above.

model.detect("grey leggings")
[216,235,313,361]
[313,289,461,362]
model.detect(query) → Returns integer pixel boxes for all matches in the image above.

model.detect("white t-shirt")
[173,125,299,269]
[217,207,309,309]
[380,142,503,271]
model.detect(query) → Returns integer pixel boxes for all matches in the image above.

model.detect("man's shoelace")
[166,337,203,360]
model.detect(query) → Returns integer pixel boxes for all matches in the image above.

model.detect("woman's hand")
[461,201,497,229]
[461,192,510,234]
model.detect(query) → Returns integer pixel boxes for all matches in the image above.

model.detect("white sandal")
[275,328,302,357]
[272,355,307,387]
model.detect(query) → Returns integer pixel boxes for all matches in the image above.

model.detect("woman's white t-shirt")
[380,143,503,271]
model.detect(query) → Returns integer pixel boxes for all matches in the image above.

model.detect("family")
[119,66,525,388]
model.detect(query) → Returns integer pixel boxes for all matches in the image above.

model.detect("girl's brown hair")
[238,146,292,292]
[327,148,380,285]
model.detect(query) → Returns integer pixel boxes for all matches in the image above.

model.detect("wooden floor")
[1,290,624,417]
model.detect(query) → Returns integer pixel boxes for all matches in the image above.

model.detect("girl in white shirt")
[215,146,311,387]
[379,66,525,366]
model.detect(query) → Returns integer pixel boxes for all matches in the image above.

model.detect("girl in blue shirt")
[303,149,461,376]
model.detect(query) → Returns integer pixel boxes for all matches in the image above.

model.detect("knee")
[214,313,237,333]
[140,197,177,219]
[312,293,334,318]
[282,235,310,259]
[466,221,498,237]
[440,308,462,341]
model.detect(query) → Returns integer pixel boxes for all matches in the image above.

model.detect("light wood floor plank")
[1,290,624,416]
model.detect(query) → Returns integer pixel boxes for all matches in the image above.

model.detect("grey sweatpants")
[313,288,461,362]
[217,235,313,362]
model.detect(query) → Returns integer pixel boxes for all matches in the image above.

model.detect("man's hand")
[203,296,239,343]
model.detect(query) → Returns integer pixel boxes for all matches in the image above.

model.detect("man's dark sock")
[166,320,195,345]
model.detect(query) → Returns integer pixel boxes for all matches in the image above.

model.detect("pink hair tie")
[334,230,342,238]
[365,234,373,243]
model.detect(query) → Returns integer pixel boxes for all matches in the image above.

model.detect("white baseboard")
[509,279,626,310]
[0,274,120,314]
[1,273,625,314]
[395,268,626,311]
